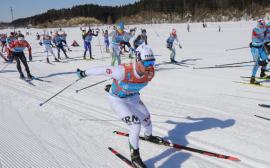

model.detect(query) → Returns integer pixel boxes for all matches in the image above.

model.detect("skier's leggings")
[84,41,92,56]
[56,44,66,55]
[12,52,30,74]
[109,94,152,150]
[251,46,267,76]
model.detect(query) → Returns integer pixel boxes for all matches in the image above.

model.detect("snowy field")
[0,23,270,168]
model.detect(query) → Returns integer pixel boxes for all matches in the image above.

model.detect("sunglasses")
[142,32,146,34]
[141,60,155,67]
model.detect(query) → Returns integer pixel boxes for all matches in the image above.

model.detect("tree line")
[11,0,270,27]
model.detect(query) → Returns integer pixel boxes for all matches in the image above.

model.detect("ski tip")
[113,131,117,134]
[76,90,78,93]
[108,147,112,150]
[39,103,43,106]
[228,157,240,161]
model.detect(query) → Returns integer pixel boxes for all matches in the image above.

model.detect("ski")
[34,78,51,83]
[162,61,189,67]
[21,78,34,86]
[44,62,55,65]
[52,61,68,63]
[258,104,270,108]
[233,81,270,88]
[113,131,239,161]
[108,147,134,168]
[240,76,270,80]
[255,115,270,121]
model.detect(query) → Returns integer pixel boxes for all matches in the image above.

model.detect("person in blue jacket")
[83,30,98,60]
[250,19,269,84]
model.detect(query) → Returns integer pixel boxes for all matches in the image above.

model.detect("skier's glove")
[39,42,43,46]
[77,69,87,78]
[105,84,111,92]
[8,56,12,63]
[179,45,182,49]
[29,55,32,61]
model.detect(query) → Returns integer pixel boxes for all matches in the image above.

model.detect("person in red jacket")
[7,34,35,80]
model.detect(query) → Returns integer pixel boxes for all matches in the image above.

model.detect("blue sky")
[0,0,138,22]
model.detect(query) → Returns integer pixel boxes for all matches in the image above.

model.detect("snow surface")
[0,24,270,168]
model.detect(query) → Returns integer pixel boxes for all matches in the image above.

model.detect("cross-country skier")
[165,29,182,63]
[83,30,98,60]
[0,34,7,52]
[219,25,221,32]
[7,34,35,80]
[77,45,164,168]
[250,19,269,84]
[7,32,17,45]
[187,24,190,32]
[134,29,147,49]
[52,30,69,59]
[61,31,72,52]
[122,29,135,58]
[108,22,130,66]
[39,32,60,63]
[103,30,109,53]
[264,22,270,57]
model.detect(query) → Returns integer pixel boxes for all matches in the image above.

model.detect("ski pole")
[97,33,104,59]
[226,47,249,51]
[215,61,255,67]
[0,63,10,72]
[40,78,81,106]
[193,65,256,69]
[76,78,112,93]
[255,115,270,121]
[154,30,166,44]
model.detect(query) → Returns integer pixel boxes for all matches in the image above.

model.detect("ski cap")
[172,29,176,35]
[118,22,124,29]
[136,45,155,61]
[142,29,146,34]
[257,19,266,27]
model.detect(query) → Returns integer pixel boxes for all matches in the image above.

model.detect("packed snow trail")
[0,24,270,167]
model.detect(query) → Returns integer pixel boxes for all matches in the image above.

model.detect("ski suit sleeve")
[134,35,141,46]
[253,27,266,36]
[175,36,180,45]
[39,36,43,43]
[7,41,15,56]
[145,36,148,45]
[85,65,125,81]
[25,41,32,55]
[92,33,98,37]
[108,30,116,37]
[165,35,170,44]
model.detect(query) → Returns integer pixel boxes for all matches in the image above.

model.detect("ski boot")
[68,48,72,52]
[27,73,35,80]
[170,58,177,64]
[250,76,260,85]
[131,148,147,168]
[120,51,124,55]
[58,54,61,59]
[90,57,95,60]
[55,58,60,62]
[144,134,165,145]
[65,54,69,59]
[46,58,50,63]
[83,55,86,60]
[260,70,270,79]
[4,58,8,62]
[20,73,26,80]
